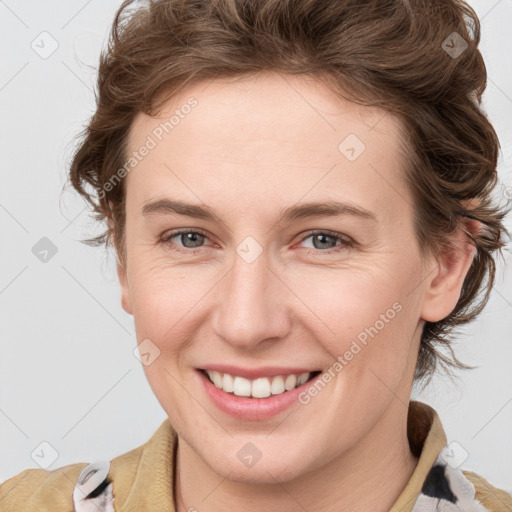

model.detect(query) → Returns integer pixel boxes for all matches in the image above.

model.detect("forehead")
[125,72,412,223]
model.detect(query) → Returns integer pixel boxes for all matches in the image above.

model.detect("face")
[117,72,446,483]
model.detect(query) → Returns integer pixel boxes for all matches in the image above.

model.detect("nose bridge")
[213,238,289,349]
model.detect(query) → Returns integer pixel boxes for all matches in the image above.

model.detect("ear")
[117,260,133,315]
[108,217,133,316]
[420,216,482,323]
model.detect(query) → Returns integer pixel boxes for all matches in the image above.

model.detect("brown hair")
[66,0,510,386]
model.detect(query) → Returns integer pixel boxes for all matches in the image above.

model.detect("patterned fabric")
[411,453,490,511]
[73,461,115,512]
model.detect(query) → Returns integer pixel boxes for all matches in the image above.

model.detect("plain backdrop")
[1,0,511,494]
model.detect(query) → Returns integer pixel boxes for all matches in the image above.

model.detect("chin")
[202,445,311,485]
[217,462,306,485]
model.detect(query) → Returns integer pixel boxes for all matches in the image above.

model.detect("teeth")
[271,375,285,395]
[233,376,251,397]
[222,372,234,392]
[297,372,309,386]
[211,370,223,388]
[205,370,312,398]
[252,377,271,398]
[284,374,297,390]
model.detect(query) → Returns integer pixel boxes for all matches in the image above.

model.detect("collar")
[72,400,493,512]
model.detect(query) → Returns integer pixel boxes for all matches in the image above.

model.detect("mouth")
[199,368,323,399]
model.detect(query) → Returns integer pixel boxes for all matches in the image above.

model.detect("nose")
[212,244,291,351]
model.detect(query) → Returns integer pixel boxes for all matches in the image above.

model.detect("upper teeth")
[205,370,311,398]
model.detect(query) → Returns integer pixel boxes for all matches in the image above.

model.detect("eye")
[159,229,214,254]
[296,230,353,254]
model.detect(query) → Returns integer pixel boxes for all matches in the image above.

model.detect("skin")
[116,71,478,512]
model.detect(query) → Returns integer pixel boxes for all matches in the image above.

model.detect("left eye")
[298,231,352,252]
[159,229,352,254]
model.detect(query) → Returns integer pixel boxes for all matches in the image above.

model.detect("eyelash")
[158,228,353,256]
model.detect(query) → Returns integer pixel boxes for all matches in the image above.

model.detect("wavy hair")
[66,0,510,386]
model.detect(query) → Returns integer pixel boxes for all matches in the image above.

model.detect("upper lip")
[199,365,321,380]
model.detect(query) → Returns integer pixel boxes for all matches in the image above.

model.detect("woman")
[1,0,511,510]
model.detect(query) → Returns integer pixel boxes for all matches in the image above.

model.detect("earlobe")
[420,218,480,323]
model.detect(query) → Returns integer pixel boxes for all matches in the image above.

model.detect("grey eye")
[177,232,206,248]
[309,233,338,250]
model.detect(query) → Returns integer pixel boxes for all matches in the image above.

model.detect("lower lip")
[197,369,321,421]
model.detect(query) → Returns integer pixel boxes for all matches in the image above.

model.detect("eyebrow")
[141,198,378,226]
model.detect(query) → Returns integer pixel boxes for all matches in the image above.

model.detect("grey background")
[1,0,511,493]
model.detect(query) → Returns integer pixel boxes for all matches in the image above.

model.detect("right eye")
[159,229,214,254]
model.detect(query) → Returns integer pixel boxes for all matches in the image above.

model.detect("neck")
[174,398,419,512]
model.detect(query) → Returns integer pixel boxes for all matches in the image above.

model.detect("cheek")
[292,258,420,378]
[128,256,216,346]
[294,257,411,326]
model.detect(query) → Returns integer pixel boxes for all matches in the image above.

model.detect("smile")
[202,369,322,398]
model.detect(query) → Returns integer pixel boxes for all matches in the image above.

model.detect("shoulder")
[0,463,88,512]
[463,470,512,512]
[0,419,173,512]
[0,442,145,512]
